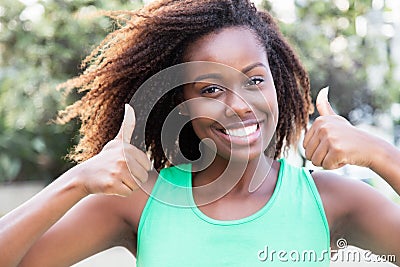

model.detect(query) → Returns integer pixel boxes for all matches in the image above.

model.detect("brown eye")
[201,86,224,95]
[245,77,264,87]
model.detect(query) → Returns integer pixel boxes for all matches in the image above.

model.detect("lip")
[212,120,263,146]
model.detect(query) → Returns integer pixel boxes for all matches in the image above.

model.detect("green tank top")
[136,158,330,266]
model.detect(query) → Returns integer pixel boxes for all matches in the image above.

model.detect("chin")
[214,142,269,163]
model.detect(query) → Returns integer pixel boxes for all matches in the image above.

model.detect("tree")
[262,0,399,122]
[0,0,143,182]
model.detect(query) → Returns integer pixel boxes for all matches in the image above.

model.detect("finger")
[316,87,336,116]
[303,125,315,149]
[132,146,152,171]
[102,180,133,197]
[113,184,134,197]
[303,116,324,148]
[128,164,149,184]
[122,175,140,192]
[321,152,346,170]
[310,142,329,167]
[304,132,320,160]
[125,152,150,183]
[116,104,136,143]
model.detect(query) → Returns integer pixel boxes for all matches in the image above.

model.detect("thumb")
[116,104,136,143]
[316,87,336,116]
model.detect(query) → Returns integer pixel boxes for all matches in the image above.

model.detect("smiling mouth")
[220,123,259,137]
[212,121,262,146]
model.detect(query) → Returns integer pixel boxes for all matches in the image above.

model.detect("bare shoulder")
[78,169,158,230]
[74,169,158,241]
[80,169,157,254]
[311,170,400,254]
[310,171,357,242]
[124,169,158,231]
[311,170,373,207]
[311,169,394,218]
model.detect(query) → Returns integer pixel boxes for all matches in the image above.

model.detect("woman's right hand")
[0,104,152,267]
[73,104,152,197]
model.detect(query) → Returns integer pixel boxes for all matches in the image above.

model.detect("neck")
[192,151,276,203]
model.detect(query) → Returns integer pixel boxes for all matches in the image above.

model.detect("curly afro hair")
[57,0,313,171]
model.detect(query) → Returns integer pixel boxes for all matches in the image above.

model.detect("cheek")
[250,87,278,113]
[185,98,226,119]
[190,117,215,140]
[253,89,279,126]
[186,100,225,138]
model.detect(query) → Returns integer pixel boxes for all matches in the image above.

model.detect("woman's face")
[182,27,279,161]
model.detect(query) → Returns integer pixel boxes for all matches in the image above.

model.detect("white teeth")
[225,124,258,137]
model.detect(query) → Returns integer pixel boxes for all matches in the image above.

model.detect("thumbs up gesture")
[74,104,152,197]
[303,88,373,169]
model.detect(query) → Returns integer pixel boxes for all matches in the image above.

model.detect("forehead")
[184,27,268,70]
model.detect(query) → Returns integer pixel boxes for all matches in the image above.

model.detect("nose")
[224,91,252,118]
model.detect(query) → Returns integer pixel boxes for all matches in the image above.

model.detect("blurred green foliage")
[0,0,143,182]
[262,0,400,121]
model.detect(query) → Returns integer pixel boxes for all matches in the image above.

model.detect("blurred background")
[1,0,399,184]
[0,0,399,266]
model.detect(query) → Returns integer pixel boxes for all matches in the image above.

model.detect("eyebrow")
[241,62,267,73]
[194,73,224,82]
[193,62,267,82]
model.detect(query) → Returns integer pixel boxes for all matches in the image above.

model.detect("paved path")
[72,247,136,267]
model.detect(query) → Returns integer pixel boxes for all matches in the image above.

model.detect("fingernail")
[320,86,329,101]
[124,104,129,117]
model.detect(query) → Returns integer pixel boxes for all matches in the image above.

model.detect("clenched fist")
[303,88,373,170]
[73,104,152,197]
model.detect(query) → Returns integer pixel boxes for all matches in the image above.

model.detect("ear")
[178,103,189,116]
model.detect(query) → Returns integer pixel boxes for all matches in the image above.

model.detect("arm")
[313,171,400,264]
[305,115,400,193]
[304,89,400,261]
[0,104,151,267]
[303,88,400,192]
[18,193,140,267]
[0,169,86,266]
[368,136,400,193]
[18,170,157,267]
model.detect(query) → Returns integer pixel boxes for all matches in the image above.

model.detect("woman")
[1,0,399,266]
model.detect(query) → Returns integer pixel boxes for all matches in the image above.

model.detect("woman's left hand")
[303,88,376,169]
